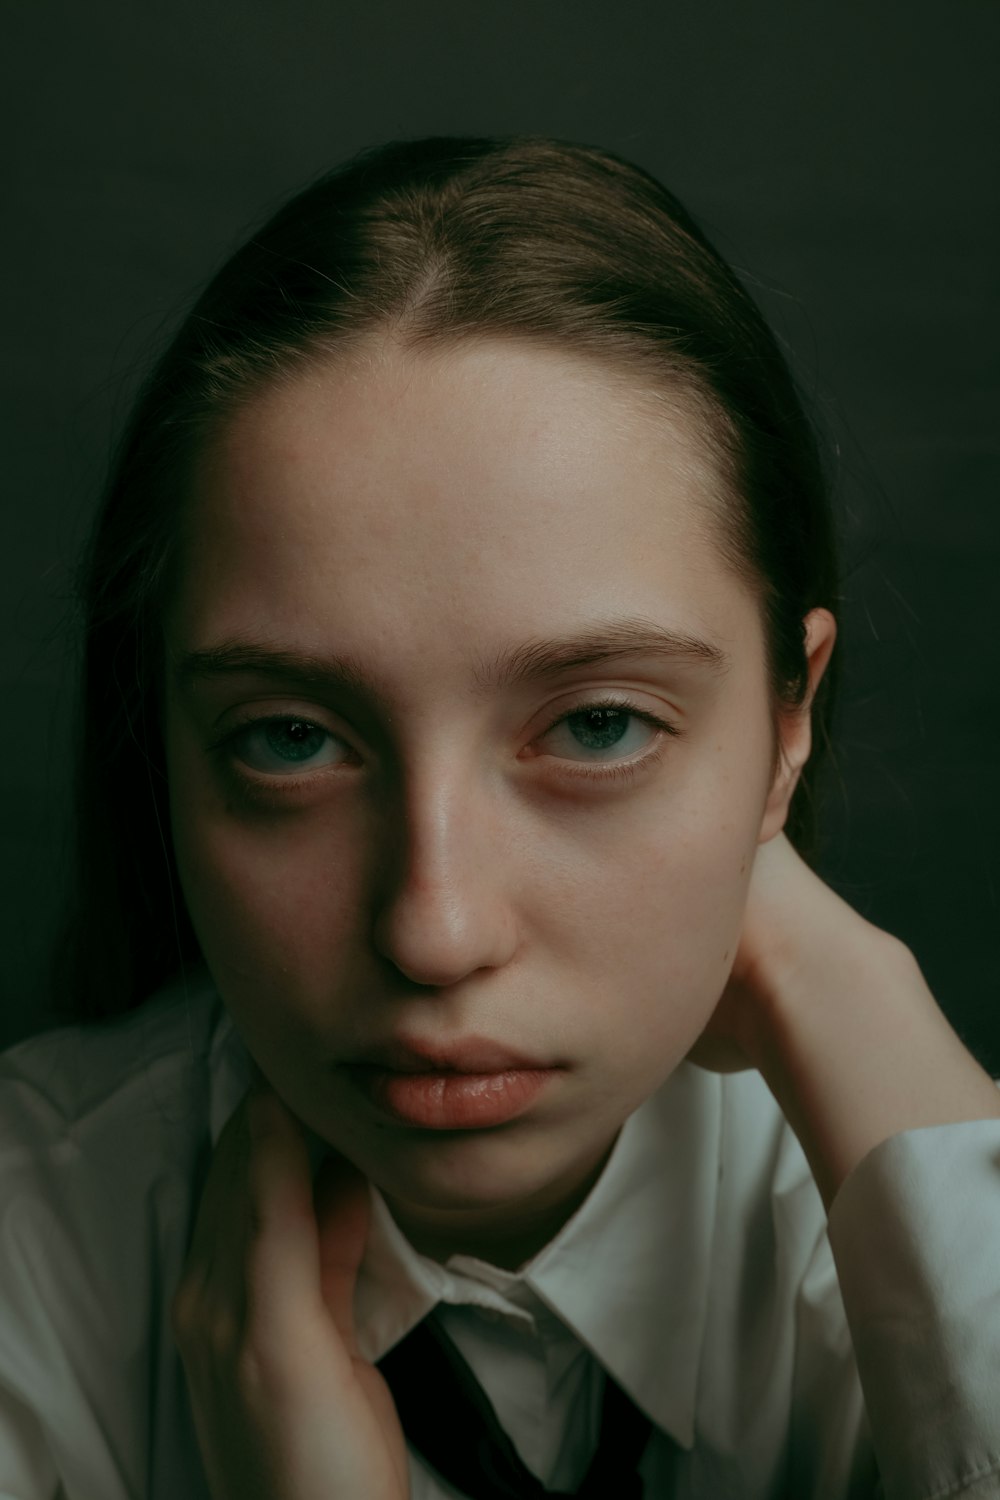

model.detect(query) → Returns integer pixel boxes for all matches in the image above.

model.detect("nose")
[370,759,519,990]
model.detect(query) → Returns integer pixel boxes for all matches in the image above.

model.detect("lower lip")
[346,1066,559,1129]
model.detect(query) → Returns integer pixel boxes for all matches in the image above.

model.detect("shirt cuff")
[826,1114,1000,1500]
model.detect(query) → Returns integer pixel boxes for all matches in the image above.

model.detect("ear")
[758,607,837,845]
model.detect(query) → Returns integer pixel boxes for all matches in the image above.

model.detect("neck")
[383,1132,619,1271]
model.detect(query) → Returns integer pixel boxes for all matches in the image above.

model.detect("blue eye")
[215,716,349,774]
[544,700,667,759]
[537,697,680,784]
[209,695,680,800]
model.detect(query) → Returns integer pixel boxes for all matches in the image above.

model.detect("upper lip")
[348,1036,555,1075]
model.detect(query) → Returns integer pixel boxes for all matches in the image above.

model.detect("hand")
[686,831,1000,1211]
[685,830,890,1075]
[170,1081,410,1500]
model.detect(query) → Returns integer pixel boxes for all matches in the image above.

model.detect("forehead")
[166,338,759,682]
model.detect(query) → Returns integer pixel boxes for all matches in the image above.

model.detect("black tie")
[376,1312,652,1499]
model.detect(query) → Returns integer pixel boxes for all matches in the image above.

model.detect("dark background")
[3,2,998,1068]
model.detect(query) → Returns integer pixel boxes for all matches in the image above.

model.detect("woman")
[3,134,998,1500]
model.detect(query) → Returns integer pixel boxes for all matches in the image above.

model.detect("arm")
[724,834,1000,1216]
[689,831,1000,1500]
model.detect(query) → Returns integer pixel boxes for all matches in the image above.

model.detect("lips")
[350,1035,556,1075]
[342,1034,564,1129]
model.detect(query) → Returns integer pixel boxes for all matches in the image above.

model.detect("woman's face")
[162,337,805,1257]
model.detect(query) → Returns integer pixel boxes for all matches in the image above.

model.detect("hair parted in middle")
[50,132,840,1028]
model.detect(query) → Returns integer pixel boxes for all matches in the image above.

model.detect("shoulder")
[0,963,224,1160]
[0,966,228,1335]
[716,1064,820,1211]
[714,1067,839,1319]
[706,1071,868,1474]
[0,969,226,1500]
[644,1062,830,1297]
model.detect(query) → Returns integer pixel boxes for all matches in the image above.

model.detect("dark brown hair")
[47,133,841,1027]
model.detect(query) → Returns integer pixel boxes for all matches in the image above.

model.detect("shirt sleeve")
[824,1104,1000,1500]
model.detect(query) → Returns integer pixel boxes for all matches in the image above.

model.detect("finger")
[183,1086,257,1282]
[240,1084,333,1340]
[312,1152,372,1359]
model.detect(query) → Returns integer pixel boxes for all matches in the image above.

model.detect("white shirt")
[0,963,998,1500]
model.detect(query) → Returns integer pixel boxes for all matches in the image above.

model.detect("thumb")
[313,1152,372,1358]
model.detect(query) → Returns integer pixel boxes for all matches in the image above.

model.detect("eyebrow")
[173,617,730,707]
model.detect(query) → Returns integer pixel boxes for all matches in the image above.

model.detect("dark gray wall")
[3,1,998,1068]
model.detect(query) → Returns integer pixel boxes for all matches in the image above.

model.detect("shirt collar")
[207,997,722,1452]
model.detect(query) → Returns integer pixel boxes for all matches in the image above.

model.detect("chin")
[360,1124,579,1213]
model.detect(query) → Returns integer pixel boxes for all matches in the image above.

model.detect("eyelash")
[207,695,681,802]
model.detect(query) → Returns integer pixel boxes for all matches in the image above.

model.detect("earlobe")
[757,608,837,845]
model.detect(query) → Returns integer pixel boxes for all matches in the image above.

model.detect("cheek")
[166,747,368,1010]
[549,744,768,1054]
[570,805,757,1027]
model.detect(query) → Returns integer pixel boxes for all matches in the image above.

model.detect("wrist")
[742,924,999,1214]
[737,907,911,1075]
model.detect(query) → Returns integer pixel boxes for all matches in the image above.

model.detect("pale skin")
[163,336,1000,1500]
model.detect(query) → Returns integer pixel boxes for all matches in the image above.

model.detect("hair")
[46,132,841,1028]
